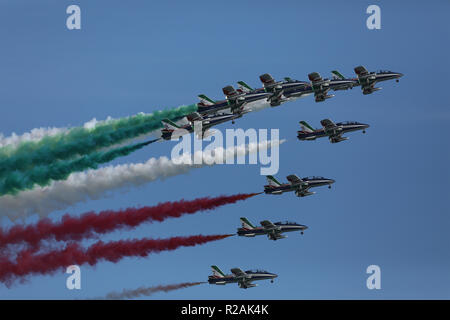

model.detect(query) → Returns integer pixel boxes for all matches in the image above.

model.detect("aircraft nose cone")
[329,179,336,184]
[272,274,278,278]
[396,72,404,78]
[302,225,308,230]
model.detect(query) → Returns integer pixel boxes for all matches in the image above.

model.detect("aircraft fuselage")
[297,122,369,141]
[161,113,240,140]
[208,271,278,287]
[264,177,335,195]
[237,223,308,238]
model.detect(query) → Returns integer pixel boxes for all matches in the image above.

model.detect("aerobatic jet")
[208,265,277,289]
[307,71,357,102]
[237,217,308,240]
[160,112,245,140]
[297,119,369,143]
[264,174,335,197]
[196,93,244,116]
[257,73,312,106]
[196,85,271,116]
[353,65,403,95]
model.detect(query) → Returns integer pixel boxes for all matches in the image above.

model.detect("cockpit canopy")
[377,70,393,74]
[246,269,269,274]
[284,77,309,85]
[337,121,361,125]
[302,176,325,180]
[275,221,298,225]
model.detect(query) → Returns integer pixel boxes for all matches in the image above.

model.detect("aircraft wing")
[231,268,247,278]
[186,112,203,123]
[354,65,369,77]
[222,86,246,111]
[268,233,286,240]
[354,66,381,94]
[362,81,376,91]
[308,72,333,101]
[238,279,256,289]
[320,119,337,130]
[321,119,346,142]
[260,220,277,230]
[259,73,276,87]
[295,189,312,197]
[308,72,324,84]
[222,86,242,100]
[286,174,303,185]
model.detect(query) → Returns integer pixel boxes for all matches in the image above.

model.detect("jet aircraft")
[237,217,308,240]
[258,73,312,106]
[297,119,369,143]
[196,85,271,116]
[160,112,245,140]
[353,65,403,94]
[264,174,335,197]
[208,265,277,289]
[307,71,357,102]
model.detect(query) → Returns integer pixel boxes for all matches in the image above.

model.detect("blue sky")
[0,0,449,299]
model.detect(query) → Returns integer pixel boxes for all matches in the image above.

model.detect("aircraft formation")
[202,66,403,289]
[0,65,402,293]
[159,65,402,144]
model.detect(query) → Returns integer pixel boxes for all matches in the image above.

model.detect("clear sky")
[0,0,449,299]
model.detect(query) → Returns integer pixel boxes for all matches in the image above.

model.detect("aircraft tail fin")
[266,175,282,187]
[331,70,345,80]
[237,81,254,93]
[240,217,256,230]
[299,121,314,133]
[198,94,216,106]
[211,265,226,278]
[161,119,181,130]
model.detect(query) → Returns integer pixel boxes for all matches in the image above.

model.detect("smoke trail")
[0,234,233,284]
[0,127,67,148]
[0,104,197,176]
[0,194,258,247]
[0,139,159,195]
[0,116,124,148]
[0,139,284,220]
[104,282,204,300]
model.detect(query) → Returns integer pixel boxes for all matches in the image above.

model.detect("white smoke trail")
[0,116,117,148]
[244,99,271,113]
[103,282,205,300]
[0,127,67,148]
[0,139,284,220]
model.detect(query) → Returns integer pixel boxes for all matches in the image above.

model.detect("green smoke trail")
[0,104,197,177]
[0,139,160,196]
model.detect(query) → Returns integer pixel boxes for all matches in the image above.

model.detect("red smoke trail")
[104,282,205,300]
[0,193,258,248]
[0,234,233,285]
